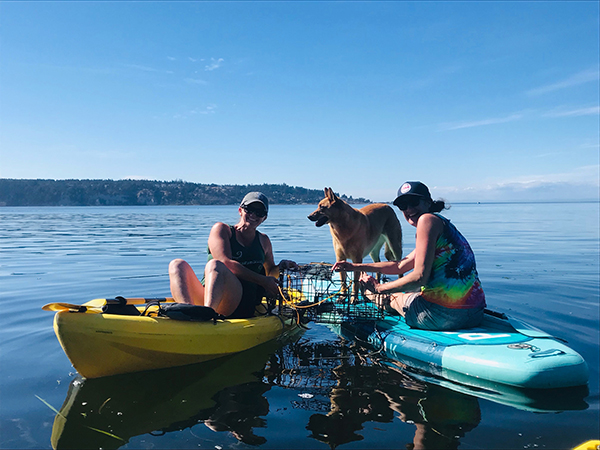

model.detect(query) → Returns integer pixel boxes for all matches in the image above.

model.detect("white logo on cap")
[400,183,412,194]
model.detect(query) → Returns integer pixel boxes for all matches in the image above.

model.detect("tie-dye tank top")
[420,214,486,310]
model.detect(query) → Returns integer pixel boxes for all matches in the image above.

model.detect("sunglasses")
[242,206,267,218]
[396,196,422,211]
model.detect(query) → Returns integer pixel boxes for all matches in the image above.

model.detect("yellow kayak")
[572,441,600,450]
[50,298,298,379]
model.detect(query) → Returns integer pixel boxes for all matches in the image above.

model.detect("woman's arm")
[257,234,282,297]
[365,214,442,295]
[395,250,416,274]
[332,251,415,275]
[258,233,297,278]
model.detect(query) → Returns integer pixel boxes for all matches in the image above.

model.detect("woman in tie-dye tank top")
[332,181,486,331]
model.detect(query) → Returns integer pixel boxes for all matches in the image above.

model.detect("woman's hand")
[262,276,281,298]
[359,273,379,293]
[332,260,355,272]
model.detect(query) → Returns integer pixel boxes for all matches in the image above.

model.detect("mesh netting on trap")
[278,263,386,324]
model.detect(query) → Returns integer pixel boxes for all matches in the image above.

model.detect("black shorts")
[227,280,265,319]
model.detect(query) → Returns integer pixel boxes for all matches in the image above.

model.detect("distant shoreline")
[0,178,370,207]
[1,179,598,207]
[2,202,598,207]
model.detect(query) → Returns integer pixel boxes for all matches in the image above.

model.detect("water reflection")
[51,339,284,449]
[276,336,587,449]
[281,340,481,449]
[202,381,270,445]
[51,331,589,450]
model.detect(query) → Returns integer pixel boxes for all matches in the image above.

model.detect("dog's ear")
[325,187,337,202]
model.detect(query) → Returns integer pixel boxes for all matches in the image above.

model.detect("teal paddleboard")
[328,308,588,390]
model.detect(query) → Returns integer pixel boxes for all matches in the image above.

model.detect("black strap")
[102,297,141,316]
[141,300,225,323]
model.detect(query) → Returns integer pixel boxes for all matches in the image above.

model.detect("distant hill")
[0,179,370,206]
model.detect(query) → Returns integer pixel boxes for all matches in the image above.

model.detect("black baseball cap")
[393,181,432,206]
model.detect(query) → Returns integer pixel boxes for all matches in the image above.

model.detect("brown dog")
[308,188,402,298]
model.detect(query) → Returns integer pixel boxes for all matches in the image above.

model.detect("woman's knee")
[204,258,227,275]
[390,293,412,314]
[169,258,191,277]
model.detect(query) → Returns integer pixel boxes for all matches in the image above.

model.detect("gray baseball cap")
[240,192,269,213]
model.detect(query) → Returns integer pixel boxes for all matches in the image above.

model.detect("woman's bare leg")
[388,292,413,316]
[202,259,243,317]
[169,259,244,316]
[365,291,413,317]
[169,259,206,305]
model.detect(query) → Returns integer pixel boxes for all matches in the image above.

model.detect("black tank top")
[205,225,266,318]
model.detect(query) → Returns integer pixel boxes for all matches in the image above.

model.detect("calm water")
[0,203,598,449]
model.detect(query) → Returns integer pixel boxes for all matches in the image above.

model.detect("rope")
[275,263,392,325]
[275,274,355,328]
[277,285,342,310]
[277,264,358,309]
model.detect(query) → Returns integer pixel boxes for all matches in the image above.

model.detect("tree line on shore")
[0,179,370,206]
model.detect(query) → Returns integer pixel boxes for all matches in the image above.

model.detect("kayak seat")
[150,302,226,323]
[102,303,141,316]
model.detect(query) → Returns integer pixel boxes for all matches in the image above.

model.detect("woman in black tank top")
[168,192,296,318]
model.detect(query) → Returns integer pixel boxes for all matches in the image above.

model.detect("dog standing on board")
[308,188,403,299]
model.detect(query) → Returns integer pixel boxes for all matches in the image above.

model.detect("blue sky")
[1,1,598,202]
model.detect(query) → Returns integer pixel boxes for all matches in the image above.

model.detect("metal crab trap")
[278,263,386,324]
